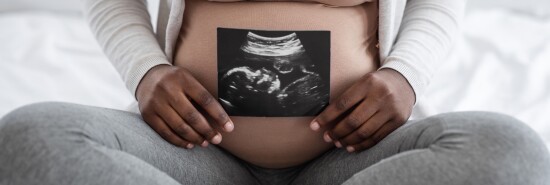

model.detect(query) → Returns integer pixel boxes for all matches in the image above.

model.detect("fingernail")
[346,146,355,153]
[186,143,194,149]
[335,141,342,148]
[201,140,209,147]
[310,121,320,131]
[224,121,234,132]
[211,134,222,144]
[323,132,333,142]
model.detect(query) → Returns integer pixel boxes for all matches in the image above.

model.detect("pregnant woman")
[1,0,549,184]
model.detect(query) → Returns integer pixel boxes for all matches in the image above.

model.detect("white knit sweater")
[81,0,465,102]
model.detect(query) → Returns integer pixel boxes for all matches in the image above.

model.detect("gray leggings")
[0,102,549,185]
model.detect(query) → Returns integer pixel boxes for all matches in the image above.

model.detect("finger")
[157,106,207,146]
[171,96,222,145]
[310,84,366,131]
[336,111,392,147]
[184,81,233,132]
[146,114,194,149]
[326,99,380,143]
[346,121,398,153]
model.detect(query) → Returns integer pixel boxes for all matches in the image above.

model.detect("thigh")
[292,112,550,185]
[290,117,438,185]
[0,102,256,185]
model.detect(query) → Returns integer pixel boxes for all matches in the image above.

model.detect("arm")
[380,0,465,101]
[81,0,170,97]
[311,0,465,152]
[82,0,233,148]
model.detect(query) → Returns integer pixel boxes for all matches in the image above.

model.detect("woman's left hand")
[309,68,415,152]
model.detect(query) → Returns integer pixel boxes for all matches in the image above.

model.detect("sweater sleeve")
[81,0,172,98]
[379,0,465,103]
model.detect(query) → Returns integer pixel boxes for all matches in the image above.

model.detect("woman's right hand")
[136,65,234,149]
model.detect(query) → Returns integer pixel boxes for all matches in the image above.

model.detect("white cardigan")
[82,0,465,103]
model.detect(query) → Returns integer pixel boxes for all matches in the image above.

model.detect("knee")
[1,102,71,125]
[0,102,80,140]
[434,111,550,181]
[442,112,543,146]
[436,111,546,151]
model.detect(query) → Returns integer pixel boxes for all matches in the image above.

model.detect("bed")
[1,0,549,149]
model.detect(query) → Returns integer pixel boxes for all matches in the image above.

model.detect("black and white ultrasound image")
[217,28,330,117]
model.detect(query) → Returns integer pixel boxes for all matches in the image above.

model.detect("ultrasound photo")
[217,28,330,117]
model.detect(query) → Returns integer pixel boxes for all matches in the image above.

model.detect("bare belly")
[174,0,379,168]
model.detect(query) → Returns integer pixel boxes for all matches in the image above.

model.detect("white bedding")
[417,8,550,148]
[0,2,549,149]
[0,12,135,114]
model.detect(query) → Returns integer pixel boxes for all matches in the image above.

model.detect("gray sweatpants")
[0,102,549,185]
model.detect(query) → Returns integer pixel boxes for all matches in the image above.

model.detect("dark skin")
[136,64,234,149]
[310,68,415,152]
[137,64,415,152]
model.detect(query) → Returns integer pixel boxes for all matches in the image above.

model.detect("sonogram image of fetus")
[218,29,330,117]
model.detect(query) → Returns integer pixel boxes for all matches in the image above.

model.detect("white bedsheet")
[417,8,550,148]
[0,3,549,149]
[0,12,135,114]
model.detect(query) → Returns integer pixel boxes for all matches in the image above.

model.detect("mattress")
[0,1,549,149]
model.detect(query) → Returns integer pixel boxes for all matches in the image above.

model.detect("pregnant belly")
[218,117,331,168]
[175,0,379,168]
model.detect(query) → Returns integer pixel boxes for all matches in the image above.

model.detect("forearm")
[380,0,465,102]
[81,0,171,97]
